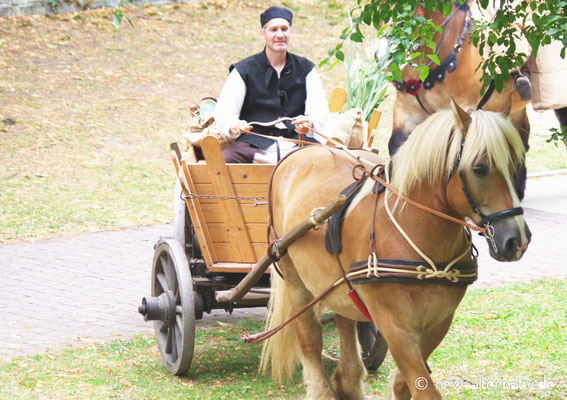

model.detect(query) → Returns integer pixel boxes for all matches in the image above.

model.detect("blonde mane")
[389,109,526,196]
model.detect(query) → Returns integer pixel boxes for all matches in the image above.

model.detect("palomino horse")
[260,102,530,399]
[390,0,531,200]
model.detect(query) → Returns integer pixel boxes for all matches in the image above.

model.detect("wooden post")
[201,136,256,262]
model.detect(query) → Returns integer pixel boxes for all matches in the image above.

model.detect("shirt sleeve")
[214,69,247,138]
[304,68,329,139]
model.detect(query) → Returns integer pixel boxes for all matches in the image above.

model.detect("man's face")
[261,18,292,53]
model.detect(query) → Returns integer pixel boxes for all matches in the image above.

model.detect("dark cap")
[260,6,293,27]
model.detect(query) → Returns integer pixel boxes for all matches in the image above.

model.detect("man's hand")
[292,116,313,135]
[229,120,252,137]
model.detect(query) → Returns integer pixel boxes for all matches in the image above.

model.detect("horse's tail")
[259,266,302,382]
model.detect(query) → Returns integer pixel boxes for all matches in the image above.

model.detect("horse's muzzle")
[486,218,531,262]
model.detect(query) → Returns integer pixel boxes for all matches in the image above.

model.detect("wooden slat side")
[213,242,267,263]
[186,164,211,184]
[207,222,268,244]
[189,164,273,185]
[201,203,269,223]
[192,183,269,198]
[227,164,274,184]
[170,147,216,267]
[201,136,256,262]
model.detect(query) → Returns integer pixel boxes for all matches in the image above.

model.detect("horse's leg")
[554,107,567,128]
[261,254,337,399]
[298,306,338,400]
[376,321,443,400]
[384,313,456,400]
[509,107,530,201]
[384,370,411,400]
[554,107,567,148]
[332,316,366,400]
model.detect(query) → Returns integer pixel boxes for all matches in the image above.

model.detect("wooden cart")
[138,93,387,376]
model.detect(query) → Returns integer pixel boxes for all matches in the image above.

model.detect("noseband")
[448,140,524,249]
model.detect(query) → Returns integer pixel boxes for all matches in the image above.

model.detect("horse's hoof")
[515,75,532,101]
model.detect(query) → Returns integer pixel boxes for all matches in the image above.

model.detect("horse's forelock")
[459,110,525,180]
[391,109,524,196]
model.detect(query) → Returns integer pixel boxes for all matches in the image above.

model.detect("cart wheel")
[357,322,388,371]
[151,238,196,375]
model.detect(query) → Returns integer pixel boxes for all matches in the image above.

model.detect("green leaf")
[419,65,429,82]
[362,10,372,25]
[390,63,402,82]
[350,32,364,42]
[336,50,345,61]
[427,54,440,65]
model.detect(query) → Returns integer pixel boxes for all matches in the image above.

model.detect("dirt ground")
[0,1,352,241]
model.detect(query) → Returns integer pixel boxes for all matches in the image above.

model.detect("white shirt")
[214,67,329,163]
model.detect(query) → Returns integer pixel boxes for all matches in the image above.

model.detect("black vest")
[230,50,318,149]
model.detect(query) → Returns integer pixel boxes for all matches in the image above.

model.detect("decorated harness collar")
[394,4,471,111]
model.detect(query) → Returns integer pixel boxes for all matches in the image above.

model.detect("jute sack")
[529,41,567,111]
[181,101,235,151]
[321,108,366,148]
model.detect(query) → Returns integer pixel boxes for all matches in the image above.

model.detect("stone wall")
[0,0,183,17]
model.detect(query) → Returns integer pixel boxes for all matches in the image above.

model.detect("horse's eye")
[472,163,489,177]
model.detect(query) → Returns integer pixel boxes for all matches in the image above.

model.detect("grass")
[0,279,565,399]
[0,0,565,243]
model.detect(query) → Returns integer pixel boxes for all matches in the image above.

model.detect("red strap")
[347,289,374,322]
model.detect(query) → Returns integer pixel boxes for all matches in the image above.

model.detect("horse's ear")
[450,98,471,135]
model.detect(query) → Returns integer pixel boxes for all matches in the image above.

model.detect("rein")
[251,118,491,235]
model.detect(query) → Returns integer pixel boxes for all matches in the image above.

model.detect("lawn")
[0,279,565,399]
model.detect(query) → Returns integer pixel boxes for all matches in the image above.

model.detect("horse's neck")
[380,183,472,263]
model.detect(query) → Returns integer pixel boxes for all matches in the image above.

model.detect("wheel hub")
[138,290,176,326]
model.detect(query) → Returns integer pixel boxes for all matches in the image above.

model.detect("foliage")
[322,0,567,145]
[547,126,567,147]
[325,0,567,92]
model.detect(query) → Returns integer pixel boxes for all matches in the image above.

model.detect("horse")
[389,0,532,200]
[260,101,531,399]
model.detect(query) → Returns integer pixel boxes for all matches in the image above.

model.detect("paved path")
[1,174,566,360]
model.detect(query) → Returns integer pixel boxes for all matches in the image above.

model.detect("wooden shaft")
[215,194,347,303]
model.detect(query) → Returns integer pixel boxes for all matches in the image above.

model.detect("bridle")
[394,2,471,115]
[447,140,524,251]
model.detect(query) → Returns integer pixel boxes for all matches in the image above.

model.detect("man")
[214,6,329,163]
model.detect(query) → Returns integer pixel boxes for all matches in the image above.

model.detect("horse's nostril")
[505,238,520,253]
